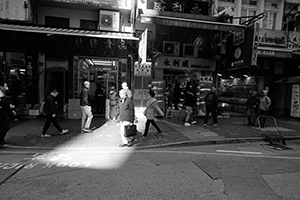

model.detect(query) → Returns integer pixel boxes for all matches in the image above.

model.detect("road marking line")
[216,150,262,155]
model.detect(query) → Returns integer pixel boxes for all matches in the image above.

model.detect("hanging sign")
[134,62,151,76]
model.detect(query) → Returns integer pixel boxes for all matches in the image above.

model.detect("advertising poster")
[291,84,300,118]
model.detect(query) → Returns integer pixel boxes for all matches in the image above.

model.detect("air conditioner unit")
[163,41,180,56]
[98,10,120,32]
[183,44,197,57]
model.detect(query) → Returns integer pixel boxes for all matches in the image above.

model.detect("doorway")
[45,70,67,115]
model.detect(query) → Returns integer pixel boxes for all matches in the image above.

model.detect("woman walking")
[141,90,164,138]
[118,89,135,147]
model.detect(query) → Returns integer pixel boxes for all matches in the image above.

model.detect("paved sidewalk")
[3,111,300,150]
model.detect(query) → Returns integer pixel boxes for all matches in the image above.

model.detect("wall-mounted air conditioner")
[163,41,180,56]
[183,44,197,57]
[98,10,120,32]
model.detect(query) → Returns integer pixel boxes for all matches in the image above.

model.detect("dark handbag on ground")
[124,123,137,137]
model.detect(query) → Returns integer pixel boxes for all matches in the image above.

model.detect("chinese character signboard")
[157,56,216,71]
[134,62,151,76]
[226,24,258,70]
[291,84,300,118]
[199,76,213,83]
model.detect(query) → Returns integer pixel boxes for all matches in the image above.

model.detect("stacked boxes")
[68,99,81,119]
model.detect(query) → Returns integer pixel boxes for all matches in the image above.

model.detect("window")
[242,0,257,6]
[80,20,98,30]
[220,0,235,3]
[262,11,277,29]
[45,16,69,28]
[241,9,256,24]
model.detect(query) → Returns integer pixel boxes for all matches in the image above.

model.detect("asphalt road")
[1,141,300,200]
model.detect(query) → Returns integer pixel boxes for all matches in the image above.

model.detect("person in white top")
[258,90,271,128]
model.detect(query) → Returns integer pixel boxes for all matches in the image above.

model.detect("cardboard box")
[68,110,82,119]
[68,99,81,110]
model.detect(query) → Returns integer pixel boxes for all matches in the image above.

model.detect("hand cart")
[257,115,286,145]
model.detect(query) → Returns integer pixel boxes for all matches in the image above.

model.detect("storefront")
[152,55,216,117]
[0,22,138,118]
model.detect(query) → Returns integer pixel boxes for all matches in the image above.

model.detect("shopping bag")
[124,123,137,137]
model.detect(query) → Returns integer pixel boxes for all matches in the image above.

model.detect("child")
[141,90,164,138]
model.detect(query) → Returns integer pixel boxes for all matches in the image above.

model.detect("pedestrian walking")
[80,81,93,133]
[141,90,164,138]
[245,91,260,126]
[108,86,118,120]
[41,88,68,138]
[118,89,135,147]
[0,81,16,148]
[184,86,197,126]
[203,87,218,127]
[258,90,271,128]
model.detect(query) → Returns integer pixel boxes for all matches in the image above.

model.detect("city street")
[1,140,300,200]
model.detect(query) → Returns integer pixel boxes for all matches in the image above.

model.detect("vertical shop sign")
[138,28,148,65]
[226,24,256,70]
[291,85,300,117]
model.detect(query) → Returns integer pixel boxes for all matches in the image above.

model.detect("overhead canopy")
[140,14,245,32]
[0,22,139,41]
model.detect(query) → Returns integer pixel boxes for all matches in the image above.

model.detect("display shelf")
[151,80,165,114]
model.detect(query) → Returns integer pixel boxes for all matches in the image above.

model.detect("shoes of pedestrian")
[155,132,163,136]
[184,123,191,126]
[41,134,51,138]
[191,121,197,125]
[140,135,146,139]
[60,129,68,135]
[82,128,92,133]
[127,139,135,147]
[204,124,207,127]
[213,124,218,127]
[119,143,128,147]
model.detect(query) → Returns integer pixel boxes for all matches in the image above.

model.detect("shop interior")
[162,69,213,118]
[74,56,127,117]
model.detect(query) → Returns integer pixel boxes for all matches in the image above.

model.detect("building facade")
[0,0,138,117]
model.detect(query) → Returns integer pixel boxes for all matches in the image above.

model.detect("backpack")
[206,93,214,106]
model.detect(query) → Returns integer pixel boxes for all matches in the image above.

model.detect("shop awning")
[140,14,245,32]
[0,23,139,40]
[275,76,300,84]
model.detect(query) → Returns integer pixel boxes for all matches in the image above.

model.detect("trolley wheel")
[282,140,286,145]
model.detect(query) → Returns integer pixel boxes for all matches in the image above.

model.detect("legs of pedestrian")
[204,109,210,127]
[41,115,52,137]
[151,120,162,135]
[119,121,131,147]
[81,106,93,132]
[142,120,151,138]
[212,109,218,126]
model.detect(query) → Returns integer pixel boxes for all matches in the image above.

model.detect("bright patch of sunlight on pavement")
[37,121,135,170]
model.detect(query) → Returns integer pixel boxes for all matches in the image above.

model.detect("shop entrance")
[45,70,67,115]
[76,57,119,118]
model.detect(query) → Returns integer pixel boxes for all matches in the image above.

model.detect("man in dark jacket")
[0,81,15,148]
[118,89,135,147]
[245,91,260,126]
[80,81,93,133]
[41,88,68,137]
[204,87,218,127]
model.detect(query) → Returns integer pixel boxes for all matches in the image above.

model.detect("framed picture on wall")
[90,73,95,82]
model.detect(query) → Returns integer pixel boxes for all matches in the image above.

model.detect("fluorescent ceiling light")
[230,76,235,79]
